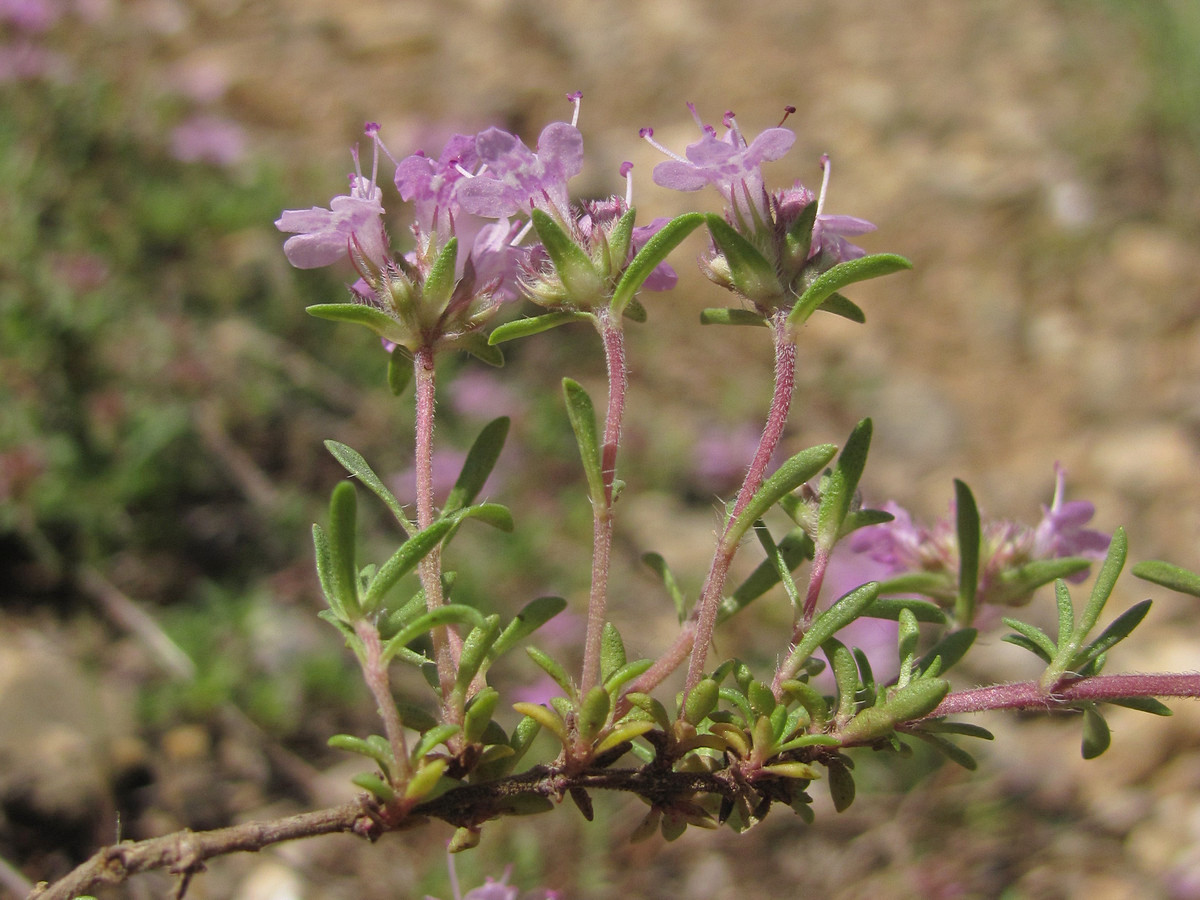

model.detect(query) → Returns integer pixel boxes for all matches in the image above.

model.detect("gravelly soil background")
[6,0,1200,898]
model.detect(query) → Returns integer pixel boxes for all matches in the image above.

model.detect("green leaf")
[1133,559,1200,598]
[1001,617,1057,662]
[827,758,856,812]
[387,344,413,395]
[837,679,950,744]
[989,557,1092,606]
[450,502,514,532]
[599,621,627,683]
[862,597,947,624]
[422,237,459,316]
[786,582,880,673]
[874,571,955,600]
[454,615,502,693]
[526,646,576,698]
[911,731,978,770]
[1081,704,1111,759]
[786,253,912,330]
[816,292,866,323]
[351,772,396,803]
[915,628,977,676]
[512,702,568,744]
[1078,526,1127,641]
[725,443,839,549]
[754,521,801,611]
[492,596,567,658]
[917,721,995,740]
[1075,599,1153,671]
[325,440,414,534]
[362,518,455,611]
[683,678,720,726]
[603,659,653,697]
[532,208,604,306]
[328,734,395,774]
[381,604,487,663]
[1001,633,1054,664]
[611,212,704,316]
[307,303,404,343]
[312,524,340,616]
[699,307,768,327]
[783,200,818,266]
[562,378,605,504]
[454,331,505,367]
[720,528,814,622]
[817,418,872,548]
[488,311,594,345]
[953,479,981,626]
[642,552,688,623]
[1106,696,1172,716]
[328,482,361,619]
[578,686,612,741]
[411,724,461,761]
[705,213,783,302]
[464,688,500,743]
[443,418,510,515]
[606,207,637,271]
[841,507,894,535]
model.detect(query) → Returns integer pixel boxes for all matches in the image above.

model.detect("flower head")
[644,105,878,317]
[830,467,1110,611]
[275,124,526,359]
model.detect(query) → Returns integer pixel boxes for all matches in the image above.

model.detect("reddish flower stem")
[414,347,462,725]
[354,620,411,781]
[924,672,1200,719]
[580,311,626,696]
[677,313,797,701]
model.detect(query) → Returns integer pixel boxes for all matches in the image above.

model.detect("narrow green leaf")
[328,734,394,773]
[606,207,637,271]
[578,686,612,741]
[783,200,818,265]
[362,519,455,611]
[683,678,720,726]
[917,721,994,740]
[351,772,396,803]
[816,292,866,323]
[720,528,814,622]
[1054,579,1075,649]
[454,615,502,693]
[562,378,604,504]
[705,213,783,302]
[599,621,627,683]
[1076,599,1152,670]
[387,344,413,395]
[1001,633,1055,664]
[454,331,505,367]
[817,418,872,548]
[526,646,576,698]
[699,307,768,327]
[827,759,856,812]
[381,604,486,663]
[754,520,801,611]
[488,311,594,345]
[915,628,977,676]
[838,679,949,744]
[642,552,688,623]
[725,443,839,549]
[412,724,461,762]
[1133,559,1200,598]
[1081,704,1111,759]
[622,297,648,322]
[1077,526,1127,641]
[328,482,361,619]
[953,479,981,626]
[989,557,1092,606]
[787,582,880,673]
[786,253,912,329]
[911,731,978,770]
[443,418,510,515]
[325,440,414,534]
[875,571,955,600]
[492,596,567,657]
[532,208,604,305]
[603,659,653,697]
[450,502,514,532]
[1002,617,1058,662]
[862,597,947,624]
[611,212,704,316]
[422,237,459,315]
[1107,696,1172,716]
[307,303,404,343]
[511,702,568,744]
[312,524,341,617]
[841,507,894,536]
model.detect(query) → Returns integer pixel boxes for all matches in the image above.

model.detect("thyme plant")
[30,94,1200,900]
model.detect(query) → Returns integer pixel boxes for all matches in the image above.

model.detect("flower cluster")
[276,94,679,358]
[643,104,877,316]
[828,465,1111,611]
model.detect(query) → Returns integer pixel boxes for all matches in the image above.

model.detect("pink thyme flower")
[455,98,584,222]
[275,124,388,270]
[169,114,247,167]
[646,104,794,225]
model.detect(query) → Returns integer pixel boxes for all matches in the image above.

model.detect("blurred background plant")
[4,1,1200,898]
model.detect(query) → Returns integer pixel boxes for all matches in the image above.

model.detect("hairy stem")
[354,620,411,782]
[580,311,626,695]
[924,672,1200,718]
[681,313,797,700]
[414,347,461,724]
